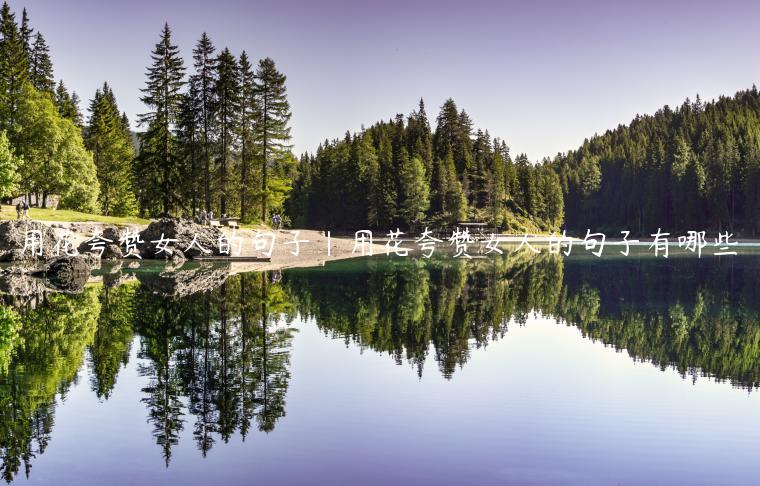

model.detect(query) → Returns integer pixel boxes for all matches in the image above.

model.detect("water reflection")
[0,253,759,481]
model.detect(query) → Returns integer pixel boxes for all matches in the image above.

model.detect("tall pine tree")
[29,32,54,93]
[137,23,185,216]
[212,47,240,215]
[190,33,216,212]
[253,57,291,222]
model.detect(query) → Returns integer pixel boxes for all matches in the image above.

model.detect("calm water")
[1,251,760,485]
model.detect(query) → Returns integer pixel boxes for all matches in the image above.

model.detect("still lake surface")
[1,249,760,485]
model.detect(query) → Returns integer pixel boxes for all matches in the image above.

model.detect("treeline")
[287,99,564,231]
[136,26,294,221]
[0,3,295,221]
[555,87,760,234]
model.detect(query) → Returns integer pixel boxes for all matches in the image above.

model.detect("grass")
[0,205,149,225]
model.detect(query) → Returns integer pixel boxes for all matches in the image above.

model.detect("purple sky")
[9,0,760,160]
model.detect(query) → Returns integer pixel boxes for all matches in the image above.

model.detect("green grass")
[0,205,149,225]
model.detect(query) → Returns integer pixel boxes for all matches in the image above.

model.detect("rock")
[136,262,230,297]
[33,254,97,293]
[0,263,48,296]
[77,225,124,260]
[0,220,58,262]
[139,218,223,260]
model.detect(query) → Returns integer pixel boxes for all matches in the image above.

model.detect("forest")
[554,88,760,235]
[0,3,295,222]
[2,2,760,232]
[286,99,565,232]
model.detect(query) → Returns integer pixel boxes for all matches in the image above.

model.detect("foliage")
[86,83,138,216]
[554,88,760,234]
[288,99,562,231]
[0,130,19,198]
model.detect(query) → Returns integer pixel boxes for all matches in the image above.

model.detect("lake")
[1,249,759,485]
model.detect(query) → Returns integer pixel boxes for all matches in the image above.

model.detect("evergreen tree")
[54,80,82,126]
[289,99,555,230]
[190,32,216,212]
[253,57,291,222]
[397,154,429,225]
[19,7,31,59]
[443,148,466,222]
[176,84,200,216]
[238,51,256,222]
[136,23,185,216]
[0,1,29,135]
[212,47,240,215]
[29,32,54,93]
[86,83,137,216]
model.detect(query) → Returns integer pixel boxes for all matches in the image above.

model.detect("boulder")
[77,225,124,260]
[0,220,58,262]
[136,262,230,297]
[0,264,48,296]
[139,218,223,260]
[33,254,98,293]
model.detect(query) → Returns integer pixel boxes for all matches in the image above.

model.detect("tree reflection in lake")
[0,253,760,481]
[0,266,295,479]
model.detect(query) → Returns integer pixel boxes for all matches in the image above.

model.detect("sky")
[9,0,760,161]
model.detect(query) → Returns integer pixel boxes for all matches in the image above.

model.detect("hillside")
[553,87,760,235]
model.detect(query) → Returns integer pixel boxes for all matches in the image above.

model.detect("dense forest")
[289,87,760,235]
[286,99,564,232]
[555,88,760,235]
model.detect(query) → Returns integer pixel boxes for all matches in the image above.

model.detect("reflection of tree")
[132,271,295,460]
[253,276,294,433]
[286,252,563,378]
[285,253,760,388]
[4,254,760,482]
[134,284,189,466]
[89,283,136,399]
[0,288,100,482]
[557,258,760,388]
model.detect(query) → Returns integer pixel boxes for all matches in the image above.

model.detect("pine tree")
[176,84,200,216]
[397,154,429,226]
[489,147,506,225]
[212,47,240,215]
[253,57,291,222]
[55,80,82,126]
[238,51,256,222]
[406,98,433,176]
[29,32,54,93]
[0,2,29,135]
[86,83,137,216]
[19,7,31,59]
[443,148,466,222]
[137,23,185,216]
[190,32,216,212]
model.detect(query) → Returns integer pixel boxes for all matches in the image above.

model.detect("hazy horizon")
[10,0,760,161]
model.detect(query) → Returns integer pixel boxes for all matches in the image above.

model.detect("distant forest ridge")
[287,98,564,233]
[555,86,760,235]
[291,86,760,235]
